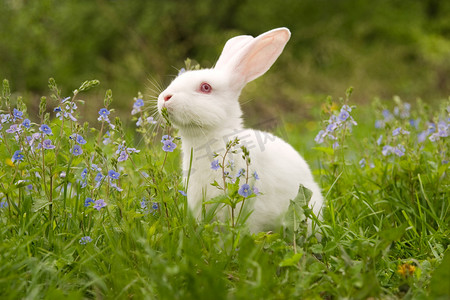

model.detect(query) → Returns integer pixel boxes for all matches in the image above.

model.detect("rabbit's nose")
[164,94,173,102]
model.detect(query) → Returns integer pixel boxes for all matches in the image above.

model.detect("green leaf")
[203,194,232,207]
[78,79,100,92]
[279,252,303,267]
[430,250,450,299]
[283,185,312,233]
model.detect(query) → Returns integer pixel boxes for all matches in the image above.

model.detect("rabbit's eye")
[199,82,212,94]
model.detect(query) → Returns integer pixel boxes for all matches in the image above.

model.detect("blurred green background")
[1,0,449,125]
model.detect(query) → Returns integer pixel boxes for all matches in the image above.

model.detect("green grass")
[0,79,449,299]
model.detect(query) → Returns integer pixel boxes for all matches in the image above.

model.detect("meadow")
[0,75,448,299]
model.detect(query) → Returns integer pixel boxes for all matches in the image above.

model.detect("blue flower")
[81,168,88,180]
[147,117,157,124]
[95,172,103,182]
[429,133,439,142]
[314,130,325,144]
[437,121,448,137]
[40,124,52,135]
[76,134,87,145]
[54,107,62,113]
[0,201,8,208]
[134,98,144,107]
[326,122,338,132]
[108,170,120,179]
[382,109,393,121]
[210,159,220,170]
[338,109,350,122]
[84,197,94,207]
[13,108,23,120]
[178,190,187,196]
[22,119,31,128]
[12,150,24,163]
[253,171,260,180]
[162,140,177,152]
[393,145,405,157]
[392,127,410,136]
[98,108,110,121]
[178,68,186,76]
[93,199,107,211]
[1,113,11,123]
[375,120,384,129]
[377,135,383,146]
[382,145,393,156]
[6,124,21,133]
[110,182,123,192]
[151,202,159,211]
[72,145,83,156]
[127,147,140,154]
[42,139,55,150]
[140,199,147,209]
[238,183,252,197]
[161,135,173,143]
[79,236,92,245]
[91,164,102,172]
[417,131,428,143]
[252,186,260,195]
[236,168,245,178]
[359,158,366,168]
[118,150,129,162]
[427,123,436,134]
[341,104,352,112]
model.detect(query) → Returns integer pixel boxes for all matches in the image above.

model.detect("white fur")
[158,28,323,232]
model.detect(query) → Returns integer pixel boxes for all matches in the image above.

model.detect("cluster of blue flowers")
[116,142,140,162]
[210,158,260,198]
[79,236,92,245]
[140,198,159,215]
[54,97,77,121]
[84,197,107,211]
[131,97,157,127]
[315,104,357,149]
[374,102,449,160]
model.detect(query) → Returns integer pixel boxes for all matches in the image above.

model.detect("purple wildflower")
[118,151,129,162]
[211,159,220,170]
[22,119,31,128]
[162,139,177,152]
[238,183,252,197]
[84,197,94,207]
[72,145,83,156]
[12,150,24,163]
[40,124,52,135]
[93,199,107,211]
[13,108,23,120]
[42,139,55,150]
[108,170,120,179]
[98,108,110,121]
[81,168,88,180]
[79,236,92,245]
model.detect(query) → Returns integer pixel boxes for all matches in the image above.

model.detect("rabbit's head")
[158,28,291,134]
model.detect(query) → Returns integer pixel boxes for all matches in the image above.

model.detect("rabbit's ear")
[216,28,291,90]
[215,35,254,70]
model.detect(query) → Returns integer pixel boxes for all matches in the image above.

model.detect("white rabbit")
[157,28,323,233]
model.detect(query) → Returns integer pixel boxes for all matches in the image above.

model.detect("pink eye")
[200,82,212,94]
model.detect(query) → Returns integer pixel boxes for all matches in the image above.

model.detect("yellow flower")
[397,263,416,277]
[5,158,14,167]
